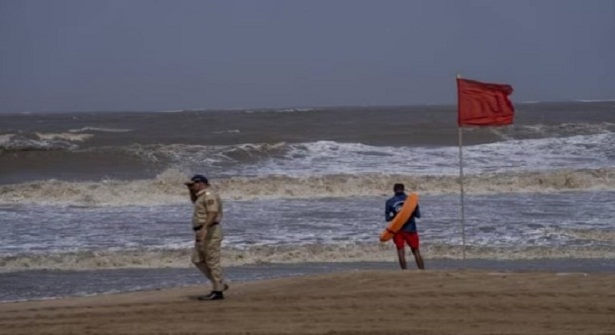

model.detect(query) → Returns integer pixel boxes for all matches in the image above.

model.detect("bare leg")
[411,248,425,270]
[396,248,407,270]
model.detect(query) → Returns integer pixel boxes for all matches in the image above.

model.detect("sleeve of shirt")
[194,197,209,225]
[204,193,221,213]
[385,200,392,222]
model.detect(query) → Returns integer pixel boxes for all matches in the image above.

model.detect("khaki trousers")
[191,225,225,291]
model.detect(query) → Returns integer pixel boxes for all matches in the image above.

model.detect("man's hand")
[187,185,197,203]
[195,228,206,242]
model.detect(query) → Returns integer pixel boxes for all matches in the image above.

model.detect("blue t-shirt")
[385,192,421,232]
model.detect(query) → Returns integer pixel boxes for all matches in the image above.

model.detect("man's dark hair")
[393,183,405,192]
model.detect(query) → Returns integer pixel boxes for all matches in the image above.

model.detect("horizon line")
[2,98,614,115]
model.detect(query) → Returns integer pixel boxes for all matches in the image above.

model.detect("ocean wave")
[0,134,13,146]
[213,129,241,134]
[486,122,615,140]
[0,133,90,152]
[68,127,132,133]
[3,132,611,179]
[558,229,615,243]
[0,168,613,206]
[158,109,185,113]
[574,99,615,103]
[125,131,614,177]
[0,243,613,272]
[35,132,93,142]
[244,107,316,114]
[122,142,289,166]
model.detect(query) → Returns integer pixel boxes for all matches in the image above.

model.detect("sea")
[1,101,614,302]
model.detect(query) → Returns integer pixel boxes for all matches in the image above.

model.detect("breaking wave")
[244,107,316,114]
[34,132,94,142]
[1,243,613,272]
[68,127,132,133]
[0,168,613,206]
[122,142,288,165]
[0,133,92,152]
[486,122,615,141]
[575,99,615,103]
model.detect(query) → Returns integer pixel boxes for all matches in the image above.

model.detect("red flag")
[457,78,514,127]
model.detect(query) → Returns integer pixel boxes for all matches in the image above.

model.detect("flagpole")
[456,76,515,268]
[456,74,467,267]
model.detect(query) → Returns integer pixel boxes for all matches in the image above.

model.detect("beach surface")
[1,270,614,335]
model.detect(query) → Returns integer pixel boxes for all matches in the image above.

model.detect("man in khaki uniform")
[184,174,228,301]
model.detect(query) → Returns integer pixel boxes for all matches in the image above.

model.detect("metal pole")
[458,126,466,266]
[456,73,466,267]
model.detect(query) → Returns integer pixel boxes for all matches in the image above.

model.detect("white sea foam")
[0,168,613,206]
[117,132,613,180]
[213,129,241,134]
[247,133,613,176]
[0,243,613,272]
[294,133,608,175]
[558,229,615,243]
[158,109,185,113]
[0,134,13,146]
[68,127,132,133]
[243,107,316,114]
[36,132,93,142]
[0,133,85,151]
[575,99,615,103]
[277,107,315,113]
[491,122,615,140]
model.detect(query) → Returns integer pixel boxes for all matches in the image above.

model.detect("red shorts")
[393,231,420,250]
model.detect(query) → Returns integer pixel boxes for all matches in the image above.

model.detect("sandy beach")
[1,270,614,335]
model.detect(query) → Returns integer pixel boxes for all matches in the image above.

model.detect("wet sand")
[1,270,614,334]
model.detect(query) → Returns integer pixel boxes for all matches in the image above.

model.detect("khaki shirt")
[192,188,223,228]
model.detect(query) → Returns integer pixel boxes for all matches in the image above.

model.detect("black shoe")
[196,291,215,300]
[198,291,224,301]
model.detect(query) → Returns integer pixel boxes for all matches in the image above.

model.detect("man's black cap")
[184,174,208,185]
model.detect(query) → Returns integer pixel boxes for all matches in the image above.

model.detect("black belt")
[193,222,219,231]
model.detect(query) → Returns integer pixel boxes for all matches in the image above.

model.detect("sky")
[1,0,614,113]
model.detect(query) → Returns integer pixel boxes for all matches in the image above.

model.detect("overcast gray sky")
[1,0,614,113]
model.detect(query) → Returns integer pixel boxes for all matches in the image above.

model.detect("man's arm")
[193,199,208,241]
[195,211,219,241]
[413,204,421,219]
[204,212,218,227]
[385,201,392,222]
[203,192,221,227]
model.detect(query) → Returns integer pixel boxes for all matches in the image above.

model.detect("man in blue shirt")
[385,183,425,270]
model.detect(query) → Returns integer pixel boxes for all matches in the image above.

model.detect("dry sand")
[1,270,614,335]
